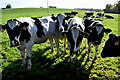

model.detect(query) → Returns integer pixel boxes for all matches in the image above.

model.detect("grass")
[0,8,120,80]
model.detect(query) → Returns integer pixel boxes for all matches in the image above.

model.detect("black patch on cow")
[67,31,74,52]
[78,25,83,31]
[76,32,83,47]
[19,22,31,43]
[31,17,45,38]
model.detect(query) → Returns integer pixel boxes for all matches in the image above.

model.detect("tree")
[105,4,113,12]
[6,4,11,8]
[116,1,120,12]
[105,1,120,13]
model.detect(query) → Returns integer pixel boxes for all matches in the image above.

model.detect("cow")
[101,33,120,58]
[64,17,88,62]
[64,11,78,16]
[84,17,112,60]
[96,13,104,20]
[51,13,71,54]
[1,15,69,70]
[105,15,114,19]
[83,12,94,19]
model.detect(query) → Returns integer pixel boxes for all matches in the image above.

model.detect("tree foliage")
[6,4,11,8]
[105,1,120,13]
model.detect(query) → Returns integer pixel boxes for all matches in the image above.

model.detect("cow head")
[88,23,112,45]
[109,33,119,45]
[2,19,29,47]
[66,24,88,53]
[101,33,120,58]
[51,14,70,32]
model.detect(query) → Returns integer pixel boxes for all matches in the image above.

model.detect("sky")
[0,0,118,9]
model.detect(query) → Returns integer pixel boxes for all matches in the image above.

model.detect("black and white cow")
[83,12,94,19]
[51,13,71,54]
[65,17,88,62]
[84,17,112,60]
[2,15,68,70]
[101,33,120,57]
[105,15,114,19]
[96,13,104,20]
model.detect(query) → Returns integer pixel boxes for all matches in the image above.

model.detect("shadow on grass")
[2,46,96,80]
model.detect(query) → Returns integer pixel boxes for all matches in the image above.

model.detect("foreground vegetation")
[0,8,120,80]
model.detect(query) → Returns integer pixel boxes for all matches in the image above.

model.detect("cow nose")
[11,40,15,46]
[10,40,20,47]
[94,41,99,45]
[59,28,63,32]
[73,51,77,53]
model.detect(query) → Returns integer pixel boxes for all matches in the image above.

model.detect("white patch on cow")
[17,17,34,29]
[57,14,65,30]
[96,26,103,35]
[8,20,19,30]
[68,17,85,31]
[71,28,79,51]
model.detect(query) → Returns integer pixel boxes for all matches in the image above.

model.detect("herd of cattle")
[1,11,119,70]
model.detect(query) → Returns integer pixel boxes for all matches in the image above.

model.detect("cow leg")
[75,51,78,62]
[88,42,92,61]
[18,47,26,67]
[85,38,87,48]
[49,39,54,53]
[63,38,66,54]
[67,39,70,50]
[95,45,99,59]
[55,38,60,56]
[70,51,73,63]
[26,45,32,70]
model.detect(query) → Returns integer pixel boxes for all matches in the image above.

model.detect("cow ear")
[109,33,116,38]
[20,22,29,30]
[65,16,72,20]
[88,27,93,33]
[51,14,57,21]
[1,24,7,32]
[104,28,112,35]
[81,32,89,38]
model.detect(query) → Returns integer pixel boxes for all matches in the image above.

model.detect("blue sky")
[0,0,118,9]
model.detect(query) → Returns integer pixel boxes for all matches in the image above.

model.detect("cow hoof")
[27,66,31,70]
[64,51,66,54]
[95,56,97,60]
[50,50,54,53]
[21,64,25,67]
[87,57,91,61]
[66,47,69,50]
[75,60,78,64]
[70,61,73,64]
[57,52,60,56]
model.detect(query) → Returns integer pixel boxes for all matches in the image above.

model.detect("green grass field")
[0,8,120,80]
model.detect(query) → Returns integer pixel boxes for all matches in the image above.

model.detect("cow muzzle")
[10,40,20,47]
[94,41,99,45]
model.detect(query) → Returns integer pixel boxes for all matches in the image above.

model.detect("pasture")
[0,8,120,80]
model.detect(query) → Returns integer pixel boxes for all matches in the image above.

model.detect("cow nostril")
[11,41,15,46]
[59,29,63,32]
[73,51,76,53]
[94,41,99,45]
